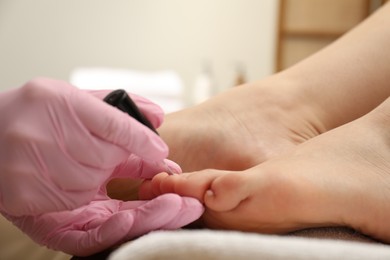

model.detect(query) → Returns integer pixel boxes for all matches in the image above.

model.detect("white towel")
[109,230,390,260]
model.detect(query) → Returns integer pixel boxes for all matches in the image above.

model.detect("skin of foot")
[107,77,328,200]
[159,77,327,172]
[139,97,390,243]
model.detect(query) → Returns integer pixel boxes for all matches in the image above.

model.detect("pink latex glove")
[0,78,204,255]
[0,78,174,216]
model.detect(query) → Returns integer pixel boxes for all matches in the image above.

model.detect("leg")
[110,4,390,200]
[160,3,390,173]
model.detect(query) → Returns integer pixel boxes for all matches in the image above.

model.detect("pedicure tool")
[104,89,175,175]
[104,89,158,135]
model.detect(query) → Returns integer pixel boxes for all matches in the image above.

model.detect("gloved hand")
[0,78,174,216]
[0,78,204,255]
[2,193,203,256]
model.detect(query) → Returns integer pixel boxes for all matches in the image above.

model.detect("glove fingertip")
[162,196,204,230]
[128,93,165,128]
[164,159,182,175]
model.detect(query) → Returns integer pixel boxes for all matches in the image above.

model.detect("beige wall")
[0,0,278,98]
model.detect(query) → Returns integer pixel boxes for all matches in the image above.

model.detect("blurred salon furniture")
[275,0,388,71]
[70,68,185,113]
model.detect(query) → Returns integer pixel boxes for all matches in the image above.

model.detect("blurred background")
[0,0,386,112]
[0,0,278,111]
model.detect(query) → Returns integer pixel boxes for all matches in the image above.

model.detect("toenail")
[206,189,215,197]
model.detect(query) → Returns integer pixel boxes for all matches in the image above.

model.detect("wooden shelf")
[282,29,346,38]
[274,0,378,72]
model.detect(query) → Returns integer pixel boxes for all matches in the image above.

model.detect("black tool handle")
[104,89,159,135]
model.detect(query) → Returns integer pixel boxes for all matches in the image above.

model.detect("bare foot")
[108,78,325,200]
[159,77,327,172]
[140,98,390,242]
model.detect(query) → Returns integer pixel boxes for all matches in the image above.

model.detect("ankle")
[252,76,329,135]
[363,97,390,143]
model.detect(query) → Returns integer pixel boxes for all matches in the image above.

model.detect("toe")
[204,172,250,212]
